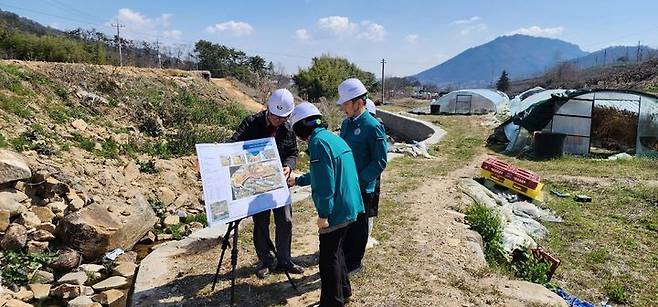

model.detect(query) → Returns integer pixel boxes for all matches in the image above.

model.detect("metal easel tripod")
[211,218,299,305]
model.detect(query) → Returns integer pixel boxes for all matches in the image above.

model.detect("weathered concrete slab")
[378,109,446,145]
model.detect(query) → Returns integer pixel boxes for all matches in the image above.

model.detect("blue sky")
[3,0,658,76]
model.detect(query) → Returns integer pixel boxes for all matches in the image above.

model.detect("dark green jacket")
[339,111,388,193]
[296,128,364,226]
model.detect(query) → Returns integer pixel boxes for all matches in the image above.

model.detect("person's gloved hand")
[317,218,329,229]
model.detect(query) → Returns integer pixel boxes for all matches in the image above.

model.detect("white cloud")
[459,23,487,36]
[356,21,386,41]
[315,16,386,41]
[317,16,357,36]
[163,30,182,40]
[295,28,311,41]
[452,16,480,25]
[509,26,565,37]
[406,34,418,44]
[107,8,178,42]
[206,20,254,36]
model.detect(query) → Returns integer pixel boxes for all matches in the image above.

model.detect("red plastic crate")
[481,157,541,189]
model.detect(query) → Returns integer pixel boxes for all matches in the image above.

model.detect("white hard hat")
[290,102,321,126]
[336,78,367,105]
[365,98,376,115]
[267,89,295,117]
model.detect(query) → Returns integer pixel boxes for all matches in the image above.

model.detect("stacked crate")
[480,157,544,201]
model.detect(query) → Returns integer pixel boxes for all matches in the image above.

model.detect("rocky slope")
[0,60,261,306]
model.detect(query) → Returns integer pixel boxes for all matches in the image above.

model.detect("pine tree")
[496,70,510,93]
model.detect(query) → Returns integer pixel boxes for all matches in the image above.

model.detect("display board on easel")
[196,137,292,226]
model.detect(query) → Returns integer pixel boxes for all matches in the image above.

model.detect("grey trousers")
[252,204,293,267]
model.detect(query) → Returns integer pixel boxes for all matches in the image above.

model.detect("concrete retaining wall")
[378,109,446,145]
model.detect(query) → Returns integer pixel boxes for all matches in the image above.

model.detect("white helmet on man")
[267,89,295,117]
[365,98,377,115]
[290,102,321,126]
[336,78,367,105]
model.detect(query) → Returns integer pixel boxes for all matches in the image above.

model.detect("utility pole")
[636,40,642,63]
[380,58,386,104]
[155,38,162,68]
[111,19,125,66]
[603,48,607,67]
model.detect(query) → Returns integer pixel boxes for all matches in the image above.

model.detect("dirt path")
[149,152,563,306]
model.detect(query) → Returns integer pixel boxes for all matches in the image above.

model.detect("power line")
[43,0,105,23]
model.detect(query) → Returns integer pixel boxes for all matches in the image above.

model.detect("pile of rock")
[0,149,157,306]
[1,251,138,306]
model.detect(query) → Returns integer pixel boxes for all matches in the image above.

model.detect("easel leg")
[211,221,235,291]
[230,219,241,305]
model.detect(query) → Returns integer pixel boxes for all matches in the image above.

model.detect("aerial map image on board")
[229,160,285,201]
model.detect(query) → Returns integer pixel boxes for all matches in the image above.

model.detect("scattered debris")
[388,141,434,159]
[551,190,571,198]
[102,248,125,262]
[574,195,592,203]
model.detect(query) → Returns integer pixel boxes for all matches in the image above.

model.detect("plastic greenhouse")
[430,89,509,115]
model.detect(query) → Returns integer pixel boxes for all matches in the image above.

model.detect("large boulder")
[1,223,28,250]
[56,194,158,259]
[0,150,32,184]
[0,197,26,217]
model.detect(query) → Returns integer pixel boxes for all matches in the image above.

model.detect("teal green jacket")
[339,111,388,193]
[296,128,364,227]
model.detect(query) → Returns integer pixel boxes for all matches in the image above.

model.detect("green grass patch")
[505,155,658,180]
[0,95,31,118]
[182,213,208,227]
[0,249,54,288]
[71,132,95,152]
[540,180,658,305]
[98,138,120,159]
[0,132,6,148]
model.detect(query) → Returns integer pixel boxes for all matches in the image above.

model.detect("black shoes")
[255,262,274,279]
[275,262,305,274]
[256,262,304,278]
[347,264,363,277]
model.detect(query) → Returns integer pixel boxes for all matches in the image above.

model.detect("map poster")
[196,137,291,226]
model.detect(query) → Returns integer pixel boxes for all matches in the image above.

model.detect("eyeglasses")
[268,112,289,121]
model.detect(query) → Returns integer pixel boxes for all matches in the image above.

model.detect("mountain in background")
[568,45,658,69]
[0,9,62,36]
[413,34,588,87]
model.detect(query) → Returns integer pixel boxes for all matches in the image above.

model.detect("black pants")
[319,226,351,307]
[368,177,381,217]
[343,191,374,271]
[252,205,293,267]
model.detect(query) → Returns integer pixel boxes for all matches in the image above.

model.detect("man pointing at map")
[229,88,304,278]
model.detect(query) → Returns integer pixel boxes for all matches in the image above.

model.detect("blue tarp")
[554,288,611,307]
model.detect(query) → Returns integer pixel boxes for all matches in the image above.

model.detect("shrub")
[604,282,627,304]
[98,138,120,159]
[465,203,506,263]
[0,249,54,288]
[510,250,552,285]
[137,159,158,174]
